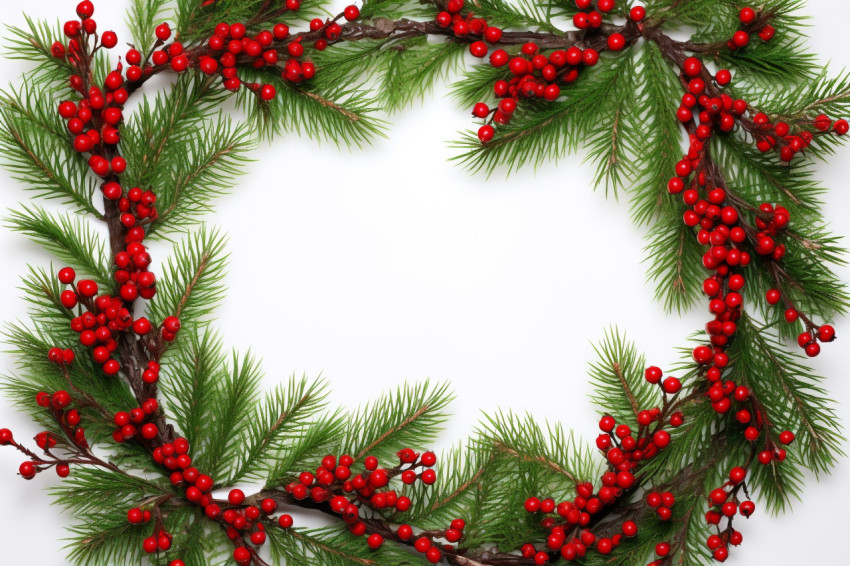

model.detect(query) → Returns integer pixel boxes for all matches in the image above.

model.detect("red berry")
[344,6,360,21]
[101,31,117,48]
[740,7,756,24]
[229,489,245,505]
[662,376,682,394]
[367,533,383,549]
[19,461,37,479]
[732,31,750,48]
[469,41,488,58]
[715,69,732,86]
[607,33,626,51]
[478,125,495,143]
[630,6,646,21]
[155,23,171,41]
[818,324,836,342]
[260,84,277,101]
[582,48,599,66]
[805,342,821,357]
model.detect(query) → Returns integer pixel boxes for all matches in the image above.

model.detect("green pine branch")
[227,375,330,483]
[6,206,112,287]
[0,83,101,217]
[146,226,229,326]
[587,328,662,425]
[341,381,453,464]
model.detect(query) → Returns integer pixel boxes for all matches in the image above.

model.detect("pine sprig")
[462,0,561,33]
[264,411,346,488]
[628,41,688,226]
[120,74,235,222]
[644,216,706,313]
[477,410,602,491]
[584,48,640,197]
[0,83,101,217]
[451,61,623,175]
[342,381,453,463]
[147,118,255,237]
[227,375,330,483]
[360,0,434,20]
[378,38,467,113]
[159,326,226,450]
[194,350,264,478]
[126,0,170,51]
[4,16,109,92]
[6,206,112,287]
[268,524,426,566]
[146,226,229,326]
[732,314,844,479]
[587,328,660,425]
[235,69,386,145]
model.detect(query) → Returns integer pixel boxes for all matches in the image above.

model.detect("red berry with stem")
[101,31,117,48]
[155,23,171,41]
[662,376,682,394]
[344,6,360,21]
[260,84,277,101]
[607,33,626,51]
[818,324,836,342]
[19,461,36,479]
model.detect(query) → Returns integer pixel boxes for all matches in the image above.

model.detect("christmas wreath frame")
[0,1,847,565]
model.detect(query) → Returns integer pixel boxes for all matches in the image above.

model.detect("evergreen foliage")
[0,0,847,565]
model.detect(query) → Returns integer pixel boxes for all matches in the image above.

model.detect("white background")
[1,1,848,564]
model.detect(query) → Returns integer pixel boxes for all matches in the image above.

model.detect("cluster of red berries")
[0,390,86,480]
[198,5,359,97]
[221,489,277,565]
[519,482,640,563]
[572,0,633,29]
[143,529,174,554]
[751,203,789,259]
[751,111,847,162]
[794,321,835,357]
[55,6,127,153]
[111,399,160,443]
[516,398,682,565]
[765,289,837,357]
[390,518,465,563]
[674,57,749,136]
[473,0,645,143]
[129,505,183,562]
[646,490,677,521]
[201,22,288,97]
[729,6,775,50]
[58,267,177,374]
[699,467,755,562]
[597,405,676,469]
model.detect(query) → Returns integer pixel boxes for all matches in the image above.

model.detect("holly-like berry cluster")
[472,0,646,143]
[515,381,684,564]
[728,6,775,50]
[699,467,756,562]
[1,2,844,565]
[659,6,843,562]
